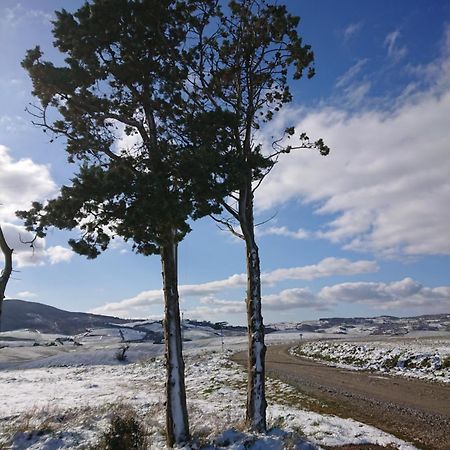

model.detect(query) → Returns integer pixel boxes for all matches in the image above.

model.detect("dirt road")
[232,344,450,450]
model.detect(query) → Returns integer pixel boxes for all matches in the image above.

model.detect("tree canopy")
[18,0,236,257]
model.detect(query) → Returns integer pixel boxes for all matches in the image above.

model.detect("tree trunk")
[161,231,190,447]
[0,226,13,331]
[240,186,267,432]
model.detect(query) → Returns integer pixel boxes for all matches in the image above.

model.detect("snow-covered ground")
[291,337,450,384]
[0,330,421,450]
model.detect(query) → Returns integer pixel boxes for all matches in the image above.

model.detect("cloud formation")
[14,291,38,300]
[256,226,310,240]
[0,223,74,268]
[384,30,407,61]
[90,257,377,316]
[335,59,369,89]
[319,278,450,312]
[0,145,77,267]
[0,4,52,28]
[256,30,450,257]
[343,22,363,41]
[187,278,450,320]
[46,246,74,265]
[0,145,56,223]
[262,258,377,284]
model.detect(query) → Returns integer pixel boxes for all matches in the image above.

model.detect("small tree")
[189,0,329,431]
[18,1,233,446]
[0,226,13,330]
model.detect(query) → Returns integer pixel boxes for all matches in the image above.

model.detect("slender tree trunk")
[161,231,190,447]
[240,184,267,432]
[0,226,13,331]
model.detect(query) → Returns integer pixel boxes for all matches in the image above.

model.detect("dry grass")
[0,405,75,446]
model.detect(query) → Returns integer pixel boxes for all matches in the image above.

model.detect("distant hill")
[3,299,449,338]
[271,313,450,336]
[0,300,248,338]
[1,299,133,335]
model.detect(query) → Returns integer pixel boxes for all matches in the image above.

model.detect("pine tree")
[17,1,233,445]
[188,0,329,431]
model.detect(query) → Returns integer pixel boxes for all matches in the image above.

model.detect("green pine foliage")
[17,0,236,255]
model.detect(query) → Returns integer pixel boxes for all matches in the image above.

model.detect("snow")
[291,337,450,383]
[80,327,147,342]
[0,332,420,449]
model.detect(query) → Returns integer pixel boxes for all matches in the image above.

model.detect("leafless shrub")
[115,344,129,362]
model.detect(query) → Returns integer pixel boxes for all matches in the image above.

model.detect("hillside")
[1,299,133,335]
[3,299,449,338]
[271,313,450,336]
[0,300,246,338]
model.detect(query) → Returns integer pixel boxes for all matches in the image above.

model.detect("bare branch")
[19,232,38,256]
[254,211,278,227]
[210,214,244,240]
[220,200,239,220]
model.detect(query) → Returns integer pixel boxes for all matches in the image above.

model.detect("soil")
[232,344,450,450]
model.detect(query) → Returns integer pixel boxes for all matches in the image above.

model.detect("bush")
[96,408,147,450]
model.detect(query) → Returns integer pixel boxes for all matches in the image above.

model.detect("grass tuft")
[94,405,148,450]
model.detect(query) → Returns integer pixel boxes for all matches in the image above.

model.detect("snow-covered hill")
[2,307,447,448]
[0,345,419,449]
[270,313,450,336]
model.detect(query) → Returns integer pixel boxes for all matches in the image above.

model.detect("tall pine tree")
[188,0,329,431]
[18,0,234,445]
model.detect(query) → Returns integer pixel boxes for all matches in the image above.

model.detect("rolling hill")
[1,299,133,335]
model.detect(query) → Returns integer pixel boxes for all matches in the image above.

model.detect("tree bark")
[239,184,267,432]
[161,231,190,447]
[0,226,13,331]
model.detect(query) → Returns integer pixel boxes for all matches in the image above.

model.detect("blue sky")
[1,0,449,324]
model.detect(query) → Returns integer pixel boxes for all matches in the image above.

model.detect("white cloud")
[343,22,363,41]
[384,30,408,61]
[46,246,74,264]
[319,278,450,312]
[263,288,326,311]
[90,257,377,317]
[0,145,76,267]
[0,145,57,223]
[184,305,242,320]
[0,115,28,133]
[0,4,52,28]
[189,278,450,319]
[256,225,310,240]
[262,258,378,284]
[341,81,371,108]
[256,34,450,257]
[14,291,38,299]
[1,222,46,267]
[114,120,144,157]
[0,223,73,268]
[335,59,368,89]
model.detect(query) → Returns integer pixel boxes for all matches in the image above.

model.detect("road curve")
[232,344,450,450]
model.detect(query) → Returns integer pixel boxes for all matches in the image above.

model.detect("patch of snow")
[0,343,419,449]
[291,337,450,384]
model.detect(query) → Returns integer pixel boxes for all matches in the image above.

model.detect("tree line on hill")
[1,0,328,446]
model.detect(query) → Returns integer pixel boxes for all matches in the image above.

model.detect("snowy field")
[0,329,424,449]
[290,337,450,384]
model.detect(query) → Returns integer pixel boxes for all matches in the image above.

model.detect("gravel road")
[232,344,450,450]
